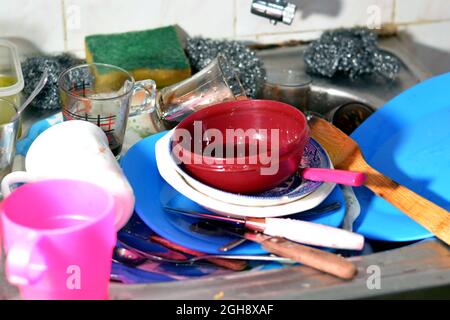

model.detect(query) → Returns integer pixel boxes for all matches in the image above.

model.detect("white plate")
[155,132,336,218]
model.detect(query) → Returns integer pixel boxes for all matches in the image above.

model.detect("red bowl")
[171,99,309,194]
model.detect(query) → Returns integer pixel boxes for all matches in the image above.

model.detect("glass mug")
[58,63,156,157]
[59,56,246,156]
[261,67,312,112]
[155,53,247,124]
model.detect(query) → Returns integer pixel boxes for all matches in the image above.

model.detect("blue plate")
[351,72,450,241]
[121,131,346,255]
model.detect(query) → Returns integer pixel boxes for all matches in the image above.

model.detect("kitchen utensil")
[11,69,48,122]
[156,131,335,217]
[115,242,295,265]
[341,185,361,232]
[172,99,310,194]
[143,236,246,271]
[165,206,364,250]
[1,179,117,300]
[120,132,346,254]
[351,72,450,241]
[58,63,156,157]
[114,246,147,266]
[117,217,239,280]
[309,116,450,244]
[120,202,340,255]
[0,98,20,182]
[250,233,357,279]
[261,68,311,112]
[118,217,193,260]
[0,40,24,106]
[220,238,247,252]
[205,222,356,280]
[300,167,366,186]
[111,262,176,284]
[155,53,246,123]
[21,54,83,110]
[163,129,330,207]
[1,120,134,230]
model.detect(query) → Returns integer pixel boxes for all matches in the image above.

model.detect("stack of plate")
[121,131,347,255]
[155,130,337,217]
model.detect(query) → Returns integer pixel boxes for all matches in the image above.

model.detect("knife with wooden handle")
[165,206,365,250]
[246,232,357,280]
[260,217,364,250]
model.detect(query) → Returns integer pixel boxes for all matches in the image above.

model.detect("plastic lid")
[0,39,24,97]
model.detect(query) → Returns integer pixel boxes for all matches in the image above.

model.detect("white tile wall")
[395,0,450,24]
[0,0,449,74]
[64,0,235,52]
[0,0,65,54]
[398,21,450,74]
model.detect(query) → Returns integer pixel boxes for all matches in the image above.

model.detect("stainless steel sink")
[1,36,449,300]
[257,36,431,114]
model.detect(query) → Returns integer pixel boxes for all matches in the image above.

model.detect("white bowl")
[163,129,333,207]
[155,132,336,218]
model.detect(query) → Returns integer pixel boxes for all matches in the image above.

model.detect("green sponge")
[85,26,191,88]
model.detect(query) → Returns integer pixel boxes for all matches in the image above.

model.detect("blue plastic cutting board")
[351,72,450,241]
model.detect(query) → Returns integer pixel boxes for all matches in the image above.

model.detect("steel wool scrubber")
[304,28,400,79]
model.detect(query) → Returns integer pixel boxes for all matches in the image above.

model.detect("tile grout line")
[236,18,450,40]
[391,0,396,24]
[396,18,450,27]
[232,0,237,39]
[61,0,68,52]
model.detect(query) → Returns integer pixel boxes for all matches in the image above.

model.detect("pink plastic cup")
[0,179,117,300]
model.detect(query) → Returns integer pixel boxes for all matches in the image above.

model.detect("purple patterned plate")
[168,137,332,207]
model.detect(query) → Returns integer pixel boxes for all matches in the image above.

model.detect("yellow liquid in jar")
[0,75,22,136]
[0,75,16,87]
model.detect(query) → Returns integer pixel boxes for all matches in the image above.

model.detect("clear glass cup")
[0,98,20,184]
[155,53,247,124]
[58,63,156,157]
[261,67,312,112]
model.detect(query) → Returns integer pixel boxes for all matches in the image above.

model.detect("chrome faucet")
[250,0,297,25]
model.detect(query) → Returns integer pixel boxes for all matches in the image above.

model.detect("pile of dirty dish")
[2,24,447,300]
[120,98,369,282]
[0,26,367,300]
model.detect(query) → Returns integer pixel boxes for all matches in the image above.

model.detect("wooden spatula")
[309,116,450,245]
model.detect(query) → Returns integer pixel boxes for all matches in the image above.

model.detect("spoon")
[114,241,296,265]
[11,69,48,121]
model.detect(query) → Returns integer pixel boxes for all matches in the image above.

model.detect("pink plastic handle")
[301,168,366,186]
[6,234,46,286]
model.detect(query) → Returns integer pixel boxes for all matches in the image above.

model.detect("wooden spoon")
[308,116,450,245]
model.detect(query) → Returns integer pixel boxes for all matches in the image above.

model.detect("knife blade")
[165,206,364,250]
